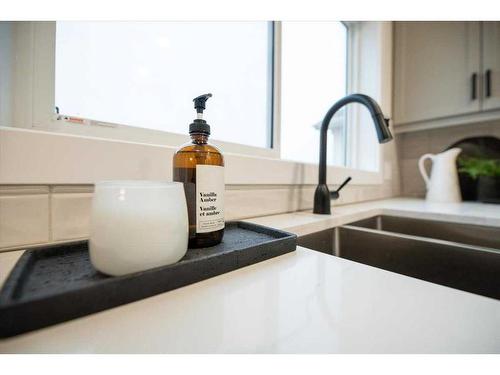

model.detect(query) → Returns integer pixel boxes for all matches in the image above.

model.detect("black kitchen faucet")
[313,94,393,214]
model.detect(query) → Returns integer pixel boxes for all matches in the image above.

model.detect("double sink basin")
[298,215,500,300]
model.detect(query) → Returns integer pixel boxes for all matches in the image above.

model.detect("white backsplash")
[0,181,398,252]
[0,186,50,249]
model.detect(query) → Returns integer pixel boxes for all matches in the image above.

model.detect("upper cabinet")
[393,22,500,132]
[483,22,500,111]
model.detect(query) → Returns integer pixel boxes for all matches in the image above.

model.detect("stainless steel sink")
[298,218,500,300]
[348,215,500,250]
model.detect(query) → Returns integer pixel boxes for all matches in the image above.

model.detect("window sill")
[0,126,384,186]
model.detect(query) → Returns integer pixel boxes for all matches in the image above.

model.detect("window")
[55,21,273,149]
[280,21,348,166]
[2,21,390,182]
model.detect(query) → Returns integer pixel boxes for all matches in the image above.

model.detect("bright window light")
[55,22,273,148]
[280,21,348,165]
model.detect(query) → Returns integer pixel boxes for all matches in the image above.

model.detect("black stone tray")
[0,221,296,338]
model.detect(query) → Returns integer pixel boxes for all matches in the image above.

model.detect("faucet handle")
[330,176,352,200]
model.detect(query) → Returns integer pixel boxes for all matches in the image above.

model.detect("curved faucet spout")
[313,93,393,215]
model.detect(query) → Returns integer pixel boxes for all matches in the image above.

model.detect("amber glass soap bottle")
[173,94,224,248]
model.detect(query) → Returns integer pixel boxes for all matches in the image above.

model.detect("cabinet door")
[394,22,481,125]
[482,22,500,111]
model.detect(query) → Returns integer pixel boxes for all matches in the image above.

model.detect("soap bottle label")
[196,165,225,233]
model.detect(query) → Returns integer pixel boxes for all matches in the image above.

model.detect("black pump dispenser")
[174,92,225,248]
[190,93,212,135]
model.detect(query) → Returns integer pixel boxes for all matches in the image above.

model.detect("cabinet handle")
[471,73,478,100]
[485,69,492,98]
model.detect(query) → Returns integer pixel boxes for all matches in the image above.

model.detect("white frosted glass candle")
[89,181,188,276]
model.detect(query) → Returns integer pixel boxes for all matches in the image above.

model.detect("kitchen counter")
[1,198,499,353]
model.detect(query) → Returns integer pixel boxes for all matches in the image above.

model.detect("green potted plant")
[458,157,500,203]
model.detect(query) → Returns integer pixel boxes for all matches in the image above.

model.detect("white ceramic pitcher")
[418,148,462,203]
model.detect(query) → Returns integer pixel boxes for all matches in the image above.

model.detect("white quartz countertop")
[1,198,499,353]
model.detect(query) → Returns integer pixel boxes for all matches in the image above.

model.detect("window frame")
[32,21,280,158]
[6,21,391,187]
